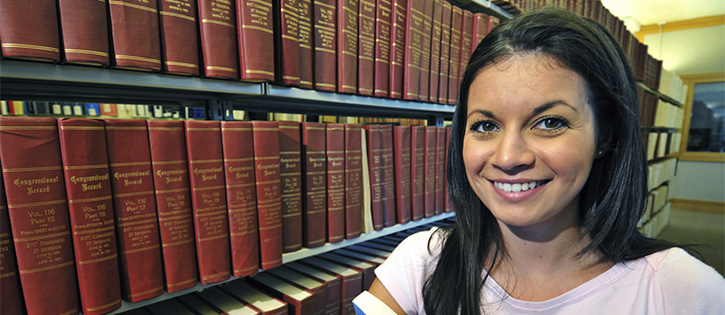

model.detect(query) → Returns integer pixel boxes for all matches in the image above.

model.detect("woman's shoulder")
[395,227,450,256]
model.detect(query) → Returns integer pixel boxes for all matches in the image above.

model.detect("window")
[679,73,725,162]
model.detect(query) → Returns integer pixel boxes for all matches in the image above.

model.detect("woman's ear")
[595,132,613,158]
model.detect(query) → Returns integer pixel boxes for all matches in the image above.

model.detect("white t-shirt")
[375,228,725,314]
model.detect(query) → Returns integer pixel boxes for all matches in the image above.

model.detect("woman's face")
[462,54,597,234]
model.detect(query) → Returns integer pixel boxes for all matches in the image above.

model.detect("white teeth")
[512,183,522,192]
[494,181,541,192]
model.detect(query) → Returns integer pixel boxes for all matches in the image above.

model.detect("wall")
[673,161,725,203]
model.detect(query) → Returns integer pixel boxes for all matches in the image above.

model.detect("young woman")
[366,7,724,315]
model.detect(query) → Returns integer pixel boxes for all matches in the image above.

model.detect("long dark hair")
[423,7,676,315]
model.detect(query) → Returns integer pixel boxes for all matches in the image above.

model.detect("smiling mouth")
[493,180,551,193]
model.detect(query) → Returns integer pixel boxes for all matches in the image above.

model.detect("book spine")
[402,0,422,101]
[418,0,434,101]
[337,0,358,94]
[313,0,337,92]
[471,12,488,54]
[458,10,474,88]
[428,0,442,103]
[252,121,283,270]
[388,0,407,99]
[220,121,260,277]
[58,118,122,315]
[424,126,437,218]
[108,0,162,71]
[437,1,451,104]
[326,123,346,243]
[447,5,463,105]
[105,119,164,302]
[379,125,396,227]
[302,123,327,248]
[147,120,199,293]
[357,0,376,96]
[363,125,384,230]
[159,0,201,76]
[237,0,275,82]
[434,126,446,215]
[0,1,60,62]
[0,117,78,315]
[410,126,425,220]
[0,174,24,315]
[57,0,110,66]
[393,125,411,224]
[184,120,232,284]
[344,124,363,239]
[274,0,301,86]
[445,126,453,213]
[298,0,314,89]
[198,0,239,79]
[278,121,303,253]
[373,0,392,98]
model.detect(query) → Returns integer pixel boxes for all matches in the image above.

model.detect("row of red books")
[0,116,452,315]
[0,0,498,105]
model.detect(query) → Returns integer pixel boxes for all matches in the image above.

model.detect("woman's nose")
[490,131,535,174]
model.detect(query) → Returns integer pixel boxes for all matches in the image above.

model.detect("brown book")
[196,286,262,315]
[252,121,283,270]
[428,0,443,103]
[185,120,232,284]
[445,126,453,212]
[357,0,376,96]
[437,1,452,105]
[393,125,412,224]
[237,0,275,82]
[434,126,446,215]
[388,0,407,99]
[344,124,364,239]
[410,125,426,220]
[402,0,423,101]
[298,0,314,89]
[285,261,341,315]
[337,0,359,94]
[373,0,392,98]
[471,12,489,53]
[278,121,303,253]
[319,252,375,291]
[447,5,463,105]
[380,124,396,227]
[301,122,327,248]
[105,119,164,302]
[266,266,327,315]
[0,1,60,62]
[58,118,122,315]
[222,280,288,315]
[274,0,301,86]
[108,0,162,71]
[249,273,315,315]
[198,0,239,79]
[419,0,434,101]
[0,175,24,315]
[424,126,437,218]
[362,125,384,230]
[159,0,201,76]
[326,123,346,243]
[220,121,260,277]
[147,120,199,292]
[458,10,474,88]
[58,0,110,66]
[313,0,337,92]
[301,256,362,315]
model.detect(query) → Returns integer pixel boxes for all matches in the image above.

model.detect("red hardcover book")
[410,125,426,221]
[267,267,327,315]
[487,15,499,35]
[108,0,162,71]
[251,121,283,270]
[428,0,443,103]
[249,273,315,315]
[437,1,452,105]
[458,10,474,87]
[284,262,341,315]
[105,119,164,302]
[337,0,358,94]
[313,0,337,92]
[274,0,301,86]
[326,123,346,243]
[319,252,375,291]
[373,0,392,98]
[471,12,489,53]
[237,0,275,82]
[388,0,407,99]
[447,5,463,105]
[418,0,434,101]
[159,0,201,75]
[445,126,453,212]
[196,286,264,314]
[198,0,239,79]
[362,125,384,230]
[424,126,437,217]
[147,120,198,292]
[357,0,376,96]
[58,0,110,66]
[393,125,411,224]
[184,120,232,284]
[301,257,362,315]
[0,117,77,315]
[220,121,260,277]
[223,280,287,315]
[402,0,423,100]
[58,118,122,315]
[278,121,303,252]
[0,1,60,62]
[301,122,327,248]
[344,124,363,239]
[379,125,396,227]
[298,0,314,89]
[0,169,24,315]
[434,126,446,215]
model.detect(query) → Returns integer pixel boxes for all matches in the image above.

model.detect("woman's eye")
[471,121,499,133]
[534,117,568,131]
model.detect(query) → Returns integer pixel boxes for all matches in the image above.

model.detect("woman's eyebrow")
[532,100,578,115]
[467,109,496,119]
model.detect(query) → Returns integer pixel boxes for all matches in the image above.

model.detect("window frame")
[677,72,725,162]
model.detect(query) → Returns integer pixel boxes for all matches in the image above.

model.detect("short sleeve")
[656,248,725,314]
